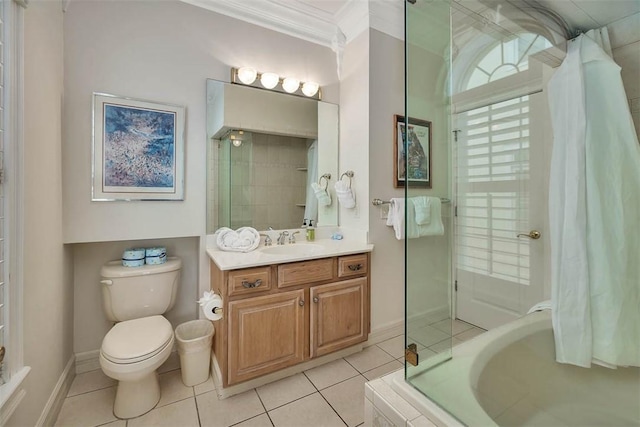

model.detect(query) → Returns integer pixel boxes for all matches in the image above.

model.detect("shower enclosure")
[404,0,640,424]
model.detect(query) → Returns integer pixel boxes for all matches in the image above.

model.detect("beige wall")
[8,1,74,425]
[62,0,341,358]
[368,30,405,331]
[339,31,370,232]
[62,0,339,244]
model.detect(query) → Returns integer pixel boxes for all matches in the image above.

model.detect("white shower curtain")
[304,140,318,224]
[548,28,640,368]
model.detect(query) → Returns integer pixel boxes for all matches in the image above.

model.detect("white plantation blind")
[456,96,531,285]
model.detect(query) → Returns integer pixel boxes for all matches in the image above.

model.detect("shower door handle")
[517,230,541,239]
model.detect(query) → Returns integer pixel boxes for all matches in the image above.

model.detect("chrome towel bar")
[372,197,451,206]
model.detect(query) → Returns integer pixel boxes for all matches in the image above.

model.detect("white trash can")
[175,320,215,386]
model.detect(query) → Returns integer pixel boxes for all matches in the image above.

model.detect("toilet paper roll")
[201,295,223,321]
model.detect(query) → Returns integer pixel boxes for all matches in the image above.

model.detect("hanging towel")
[413,196,433,225]
[334,180,356,208]
[214,227,260,252]
[408,197,444,238]
[386,197,444,239]
[386,198,405,240]
[311,182,332,206]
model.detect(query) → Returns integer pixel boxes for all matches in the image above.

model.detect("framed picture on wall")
[393,114,432,188]
[92,93,185,201]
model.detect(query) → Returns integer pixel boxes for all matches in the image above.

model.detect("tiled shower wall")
[222,132,309,231]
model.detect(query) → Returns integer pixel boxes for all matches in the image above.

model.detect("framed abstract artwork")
[393,114,432,188]
[92,93,185,201]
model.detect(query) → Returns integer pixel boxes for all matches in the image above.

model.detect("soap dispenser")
[306,220,315,241]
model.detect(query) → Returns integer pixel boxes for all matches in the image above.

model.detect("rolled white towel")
[334,181,356,209]
[215,226,260,252]
[527,300,552,314]
[311,182,332,206]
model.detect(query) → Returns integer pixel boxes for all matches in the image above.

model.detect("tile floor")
[55,320,483,427]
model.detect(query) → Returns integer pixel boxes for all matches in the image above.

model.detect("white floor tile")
[363,361,403,381]
[455,327,485,342]
[256,373,316,411]
[197,389,265,427]
[157,351,181,374]
[157,369,194,407]
[268,393,345,427]
[407,325,450,348]
[321,375,368,427]
[54,387,117,427]
[376,335,405,359]
[431,319,475,336]
[129,398,199,427]
[194,375,216,395]
[304,359,360,390]
[231,413,274,427]
[67,369,117,397]
[345,346,395,373]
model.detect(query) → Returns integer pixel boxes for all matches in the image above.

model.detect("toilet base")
[114,371,160,419]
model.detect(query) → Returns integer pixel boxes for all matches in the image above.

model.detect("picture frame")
[92,93,185,201]
[393,114,432,188]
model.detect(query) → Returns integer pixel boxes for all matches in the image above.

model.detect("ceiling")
[181,0,640,49]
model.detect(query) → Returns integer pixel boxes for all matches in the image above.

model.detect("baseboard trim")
[36,355,75,427]
[364,319,404,347]
[75,350,100,374]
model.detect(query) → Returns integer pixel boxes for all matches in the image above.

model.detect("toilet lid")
[102,315,174,364]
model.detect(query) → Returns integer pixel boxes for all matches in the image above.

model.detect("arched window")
[465,33,552,90]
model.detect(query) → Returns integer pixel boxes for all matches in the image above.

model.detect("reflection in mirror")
[206,79,338,234]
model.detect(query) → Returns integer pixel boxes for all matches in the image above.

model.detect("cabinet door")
[228,290,305,385]
[310,278,367,358]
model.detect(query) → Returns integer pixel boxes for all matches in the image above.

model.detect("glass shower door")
[405,0,455,379]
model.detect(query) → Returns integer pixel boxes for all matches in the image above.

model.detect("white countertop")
[207,238,374,270]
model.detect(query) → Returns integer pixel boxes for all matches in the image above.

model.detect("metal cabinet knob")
[517,230,541,239]
[313,297,319,303]
[299,299,305,307]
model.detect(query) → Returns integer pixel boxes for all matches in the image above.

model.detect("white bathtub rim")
[391,310,552,426]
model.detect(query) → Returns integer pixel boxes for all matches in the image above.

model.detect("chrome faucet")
[289,231,300,244]
[277,231,289,245]
[260,233,273,246]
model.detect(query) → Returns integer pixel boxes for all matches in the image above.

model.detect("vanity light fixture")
[301,81,320,97]
[231,67,322,100]
[282,77,300,93]
[237,67,257,85]
[260,72,280,89]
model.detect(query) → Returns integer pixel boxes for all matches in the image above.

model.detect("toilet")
[98,257,182,419]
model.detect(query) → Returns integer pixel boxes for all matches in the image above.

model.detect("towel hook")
[319,173,331,191]
[339,170,354,189]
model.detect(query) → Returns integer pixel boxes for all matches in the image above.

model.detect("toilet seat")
[101,315,173,364]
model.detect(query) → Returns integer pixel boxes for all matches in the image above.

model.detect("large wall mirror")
[206,79,339,234]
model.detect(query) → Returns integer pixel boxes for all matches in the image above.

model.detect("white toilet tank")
[100,257,182,322]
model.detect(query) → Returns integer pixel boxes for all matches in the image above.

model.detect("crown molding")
[334,0,370,43]
[180,0,340,48]
[181,0,407,52]
[369,0,404,41]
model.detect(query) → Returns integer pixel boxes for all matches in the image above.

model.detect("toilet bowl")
[99,315,174,419]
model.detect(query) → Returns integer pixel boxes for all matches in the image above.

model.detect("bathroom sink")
[261,243,324,256]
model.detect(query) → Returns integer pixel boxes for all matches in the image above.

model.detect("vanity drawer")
[337,254,368,278]
[228,267,272,297]
[277,258,335,288]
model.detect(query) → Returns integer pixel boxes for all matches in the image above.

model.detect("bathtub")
[380,310,640,426]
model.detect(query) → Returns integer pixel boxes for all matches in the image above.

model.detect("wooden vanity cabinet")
[210,253,370,387]
[227,290,305,385]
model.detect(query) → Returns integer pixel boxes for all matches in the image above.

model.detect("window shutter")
[456,96,531,285]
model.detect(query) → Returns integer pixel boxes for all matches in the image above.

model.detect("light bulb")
[282,77,300,93]
[260,72,279,89]
[301,81,319,97]
[237,67,257,84]
[232,139,242,147]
